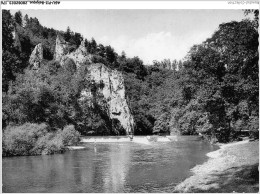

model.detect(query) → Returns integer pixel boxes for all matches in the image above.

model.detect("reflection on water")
[103,144,130,192]
[3,136,217,193]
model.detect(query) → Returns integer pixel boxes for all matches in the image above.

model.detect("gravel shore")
[174,140,259,193]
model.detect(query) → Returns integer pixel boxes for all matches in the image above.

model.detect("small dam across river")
[80,135,178,144]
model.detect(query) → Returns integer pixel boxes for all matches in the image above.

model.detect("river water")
[3,136,218,193]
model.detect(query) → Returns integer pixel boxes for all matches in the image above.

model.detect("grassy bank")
[174,140,259,193]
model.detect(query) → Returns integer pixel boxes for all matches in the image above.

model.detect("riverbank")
[174,140,259,193]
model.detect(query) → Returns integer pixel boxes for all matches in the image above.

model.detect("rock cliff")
[55,35,91,67]
[54,35,70,62]
[29,43,43,69]
[54,36,134,134]
[87,64,134,134]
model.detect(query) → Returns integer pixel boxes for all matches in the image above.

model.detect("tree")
[2,10,24,93]
[27,17,42,36]
[84,38,89,49]
[121,51,126,59]
[2,10,14,51]
[89,38,97,54]
[105,45,117,64]
[162,59,171,69]
[64,26,72,42]
[244,9,259,29]
[23,14,29,27]
[2,51,22,92]
[171,59,177,71]
[97,44,106,57]
[175,17,259,142]
[178,60,183,71]
[73,32,83,47]
[14,11,23,26]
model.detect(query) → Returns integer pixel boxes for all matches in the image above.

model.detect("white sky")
[11,9,246,64]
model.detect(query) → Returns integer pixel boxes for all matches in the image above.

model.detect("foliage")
[248,116,259,139]
[14,11,23,26]
[2,123,81,156]
[64,26,83,48]
[123,11,258,142]
[60,125,81,146]
[3,58,122,136]
[2,10,14,51]
[2,10,258,145]
[2,10,22,92]
[170,15,259,142]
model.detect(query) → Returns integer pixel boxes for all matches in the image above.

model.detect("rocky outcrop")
[55,35,91,67]
[81,63,135,134]
[54,36,134,135]
[66,41,92,67]
[29,43,43,69]
[54,35,70,62]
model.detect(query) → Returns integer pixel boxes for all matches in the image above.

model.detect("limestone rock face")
[54,36,134,134]
[86,63,135,134]
[29,43,43,69]
[54,35,69,62]
[66,41,92,67]
[55,36,91,67]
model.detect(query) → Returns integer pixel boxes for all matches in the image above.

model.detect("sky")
[11,9,245,64]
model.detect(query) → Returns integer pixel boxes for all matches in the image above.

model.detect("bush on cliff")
[2,123,81,156]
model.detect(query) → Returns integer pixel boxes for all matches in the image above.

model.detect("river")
[3,136,218,193]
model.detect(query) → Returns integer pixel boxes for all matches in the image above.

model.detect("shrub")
[2,123,81,157]
[3,123,49,156]
[41,132,65,155]
[31,131,65,155]
[61,125,81,146]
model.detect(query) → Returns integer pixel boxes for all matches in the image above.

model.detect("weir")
[80,136,175,144]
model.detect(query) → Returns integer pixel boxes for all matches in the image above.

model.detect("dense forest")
[2,10,259,156]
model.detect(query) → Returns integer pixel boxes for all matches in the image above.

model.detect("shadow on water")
[3,136,218,193]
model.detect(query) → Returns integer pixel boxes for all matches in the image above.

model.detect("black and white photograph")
[1,1,259,193]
